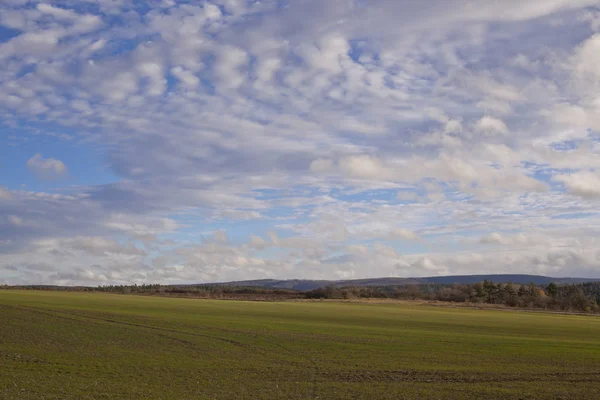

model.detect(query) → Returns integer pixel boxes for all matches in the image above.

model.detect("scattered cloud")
[1,0,600,284]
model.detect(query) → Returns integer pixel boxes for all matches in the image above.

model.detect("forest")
[306,281,600,313]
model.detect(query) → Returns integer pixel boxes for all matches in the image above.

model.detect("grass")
[1,291,600,399]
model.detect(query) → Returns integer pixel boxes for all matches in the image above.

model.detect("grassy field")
[1,291,600,399]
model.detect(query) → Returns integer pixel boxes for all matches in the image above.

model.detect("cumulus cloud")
[389,228,420,241]
[554,171,600,198]
[7,215,24,227]
[572,34,600,82]
[339,155,391,180]
[474,116,509,136]
[0,186,12,201]
[480,232,530,246]
[213,230,228,244]
[26,154,67,179]
[249,235,268,250]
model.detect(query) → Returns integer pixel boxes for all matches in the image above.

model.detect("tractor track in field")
[1,304,321,398]
[62,307,321,399]
[1,304,198,350]
[3,304,258,351]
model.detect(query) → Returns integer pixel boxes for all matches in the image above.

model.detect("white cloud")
[572,34,600,81]
[474,116,509,136]
[137,62,166,96]
[104,214,179,240]
[27,154,67,179]
[267,231,280,245]
[444,119,463,134]
[204,3,222,20]
[389,228,420,241]
[480,232,530,246]
[339,155,390,180]
[408,257,448,274]
[297,34,350,73]
[215,46,249,89]
[347,244,370,257]
[8,215,24,227]
[249,235,267,250]
[255,58,281,83]
[213,230,228,244]
[95,71,139,102]
[0,187,12,201]
[396,191,421,201]
[171,66,200,88]
[310,158,334,173]
[554,171,600,198]
[33,236,145,257]
[37,4,80,21]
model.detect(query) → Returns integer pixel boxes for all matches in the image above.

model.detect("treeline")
[305,281,600,313]
[93,284,301,299]
[3,281,600,312]
[0,283,302,300]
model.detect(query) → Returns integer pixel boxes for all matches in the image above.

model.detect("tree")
[473,283,485,299]
[547,282,558,299]
[406,284,420,300]
[528,282,539,298]
[504,283,516,296]
[503,283,518,307]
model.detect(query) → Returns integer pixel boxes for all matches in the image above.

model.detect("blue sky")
[1,0,600,285]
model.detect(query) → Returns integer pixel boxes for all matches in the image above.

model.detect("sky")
[1,0,600,285]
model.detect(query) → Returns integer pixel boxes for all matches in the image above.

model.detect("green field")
[1,291,600,399]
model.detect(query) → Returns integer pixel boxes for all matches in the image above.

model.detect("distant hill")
[206,275,600,291]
